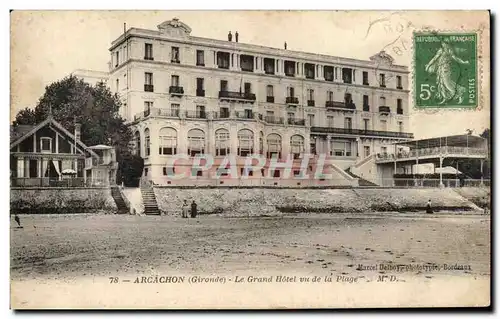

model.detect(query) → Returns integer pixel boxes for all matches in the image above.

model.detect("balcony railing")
[375,146,488,161]
[134,108,180,121]
[264,116,284,125]
[213,111,230,119]
[185,111,207,119]
[169,86,184,95]
[218,91,256,101]
[266,96,275,103]
[310,126,414,139]
[217,63,229,69]
[307,100,315,107]
[196,89,205,97]
[379,106,391,114]
[235,112,255,120]
[171,58,180,64]
[363,105,370,112]
[288,118,305,126]
[144,84,154,92]
[380,84,386,88]
[325,101,356,110]
[286,96,299,104]
[144,56,154,61]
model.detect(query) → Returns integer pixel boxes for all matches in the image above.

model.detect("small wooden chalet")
[10,116,117,187]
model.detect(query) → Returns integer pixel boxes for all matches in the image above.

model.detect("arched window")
[159,127,177,155]
[134,131,141,157]
[259,131,264,155]
[237,129,254,156]
[215,128,230,156]
[187,129,205,157]
[144,128,150,157]
[379,96,386,106]
[290,135,305,159]
[267,133,282,159]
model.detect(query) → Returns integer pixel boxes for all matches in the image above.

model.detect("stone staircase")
[345,168,379,187]
[111,186,129,214]
[140,185,161,215]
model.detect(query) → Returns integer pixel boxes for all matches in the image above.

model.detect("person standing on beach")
[426,199,434,214]
[181,200,189,218]
[191,200,198,218]
[14,214,21,227]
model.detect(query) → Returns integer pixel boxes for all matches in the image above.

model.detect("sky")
[9,10,490,138]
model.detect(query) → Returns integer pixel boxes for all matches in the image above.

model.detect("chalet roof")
[10,116,98,158]
[88,144,114,150]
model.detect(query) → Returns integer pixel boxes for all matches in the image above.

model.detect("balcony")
[288,118,305,126]
[363,105,370,112]
[134,108,180,121]
[144,56,154,61]
[185,111,207,119]
[325,101,356,111]
[310,126,414,139]
[397,86,403,90]
[218,91,256,102]
[307,100,315,107]
[286,96,299,104]
[234,111,255,120]
[169,86,184,96]
[171,58,180,64]
[144,84,154,92]
[196,89,205,97]
[363,81,369,86]
[379,106,391,114]
[397,107,403,115]
[264,116,284,125]
[266,96,275,103]
[213,111,230,119]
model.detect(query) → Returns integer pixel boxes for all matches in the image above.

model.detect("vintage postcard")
[10,10,491,309]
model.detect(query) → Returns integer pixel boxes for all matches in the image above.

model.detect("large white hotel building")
[75,18,414,187]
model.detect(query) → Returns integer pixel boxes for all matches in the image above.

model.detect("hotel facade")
[77,18,414,187]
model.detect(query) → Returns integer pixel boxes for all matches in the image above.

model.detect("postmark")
[413,32,478,109]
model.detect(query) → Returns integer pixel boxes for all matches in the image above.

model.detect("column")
[439,156,444,188]
[480,159,484,186]
[326,135,331,156]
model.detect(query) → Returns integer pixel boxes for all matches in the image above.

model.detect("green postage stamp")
[414,32,478,109]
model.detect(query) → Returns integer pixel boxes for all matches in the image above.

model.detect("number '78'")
[419,84,436,100]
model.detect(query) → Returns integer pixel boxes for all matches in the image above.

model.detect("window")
[144,101,153,116]
[144,168,148,176]
[144,72,153,92]
[379,73,386,87]
[284,60,296,76]
[363,95,369,111]
[134,131,141,157]
[217,51,230,69]
[159,127,177,155]
[264,58,275,74]
[307,89,314,101]
[115,51,119,67]
[363,71,369,85]
[196,50,205,66]
[171,75,179,87]
[305,63,315,79]
[363,119,369,131]
[163,167,175,176]
[170,103,180,117]
[342,68,352,84]
[215,129,231,156]
[171,47,180,63]
[244,82,251,94]
[327,116,334,127]
[196,105,206,118]
[41,137,51,153]
[396,75,402,89]
[344,93,353,105]
[308,114,315,127]
[240,55,254,72]
[115,79,119,92]
[290,135,305,159]
[244,109,253,119]
[344,117,352,130]
[397,99,403,114]
[266,85,274,97]
[324,66,334,81]
[219,107,230,118]
[332,140,352,157]
[196,78,204,96]
[364,146,371,157]
[241,168,254,177]
[287,86,295,97]
[380,119,388,131]
[144,128,150,156]
[145,43,153,60]
[267,134,282,159]
[187,129,205,157]
[220,80,228,91]
[398,121,404,133]
[327,91,334,101]
[238,129,254,156]
[287,112,295,122]
[381,146,387,155]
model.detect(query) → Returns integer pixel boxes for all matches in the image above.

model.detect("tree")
[12,75,144,186]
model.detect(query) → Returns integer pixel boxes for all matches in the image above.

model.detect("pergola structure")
[375,134,488,187]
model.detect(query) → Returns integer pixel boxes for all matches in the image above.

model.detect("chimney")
[228,31,232,42]
[284,41,287,50]
[74,124,81,141]
[235,31,239,43]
